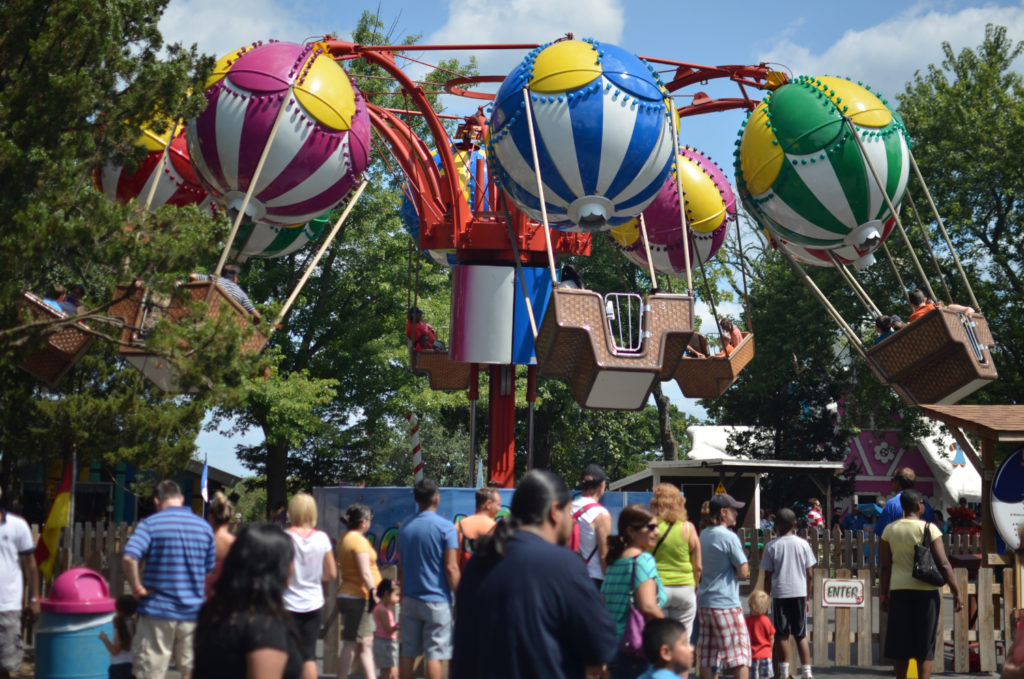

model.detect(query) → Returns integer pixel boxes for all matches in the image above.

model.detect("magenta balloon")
[608,146,733,275]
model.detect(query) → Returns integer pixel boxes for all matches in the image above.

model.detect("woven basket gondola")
[534,288,695,410]
[671,332,755,399]
[411,349,472,392]
[108,281,268,391]
[866,308,996,405]
[18,292,95,386]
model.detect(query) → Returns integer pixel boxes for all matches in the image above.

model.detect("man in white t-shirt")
[0,486,40,679]
[570,463,611,588]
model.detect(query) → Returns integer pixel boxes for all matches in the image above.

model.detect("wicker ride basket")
[867,308,996,405]
[410,349,472,391]
[670,331,755,399]
[533,288,696,410]
[18,292,95,386]
[108,281,268,392]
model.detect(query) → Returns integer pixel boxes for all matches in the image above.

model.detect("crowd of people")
[0,464,1020,679]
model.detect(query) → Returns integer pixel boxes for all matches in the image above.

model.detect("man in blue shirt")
[453,470,617,679]
[874,467,934,537]
[697,493,750,679]
[841,505,867,533]
[397,479,459,679]
[123,480,215,679]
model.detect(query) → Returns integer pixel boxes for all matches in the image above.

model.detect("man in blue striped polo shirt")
[123,480,215,679]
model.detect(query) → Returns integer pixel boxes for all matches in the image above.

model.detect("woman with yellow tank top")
[648,482,702,641]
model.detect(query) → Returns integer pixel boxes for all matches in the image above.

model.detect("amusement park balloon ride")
[18,36,998,488]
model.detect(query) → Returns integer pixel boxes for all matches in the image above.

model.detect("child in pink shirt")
[372,579,400,679]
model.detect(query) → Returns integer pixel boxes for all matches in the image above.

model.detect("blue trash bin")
[35,612,114,679]
[35,568,116,679]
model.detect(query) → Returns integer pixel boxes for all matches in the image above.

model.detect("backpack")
[570,502,601,563]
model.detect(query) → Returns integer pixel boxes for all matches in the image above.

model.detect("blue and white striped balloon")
[488,39,675,232]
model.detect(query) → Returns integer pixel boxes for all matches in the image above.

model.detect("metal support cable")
[667,103,693,295]
[843,117,937,304]
[639,214,659,289]
[881,241,909,300]
[904,188,953,304]
[734,215,753,333]
[501,198,539,341]
[907,148,980,310]
[521,88,559,286]
[696,252,722,345]
[779,247,869,361]
[828,252,882,318]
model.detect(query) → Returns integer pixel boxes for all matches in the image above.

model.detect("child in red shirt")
[746,590,775,679]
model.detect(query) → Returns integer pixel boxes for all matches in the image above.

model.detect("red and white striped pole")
[407,412,423,482]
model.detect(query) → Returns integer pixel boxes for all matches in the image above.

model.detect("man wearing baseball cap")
[696,494,751,679]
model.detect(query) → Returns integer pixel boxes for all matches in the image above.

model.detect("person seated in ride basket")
[713,318,744,357]
[189,263,261,321]
[405,307,445,352]
[874,315,896,344]
[907,289,973,323]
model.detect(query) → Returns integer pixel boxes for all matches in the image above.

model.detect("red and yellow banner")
[35,460,73,582]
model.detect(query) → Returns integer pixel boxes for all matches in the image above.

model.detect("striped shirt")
[192,274,256,313]
[123,506,215,620]
[601,553,666,638]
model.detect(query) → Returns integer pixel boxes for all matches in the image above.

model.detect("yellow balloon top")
[677,154,726,234]
[529,40,601,93]
[814,76,891,128]
[293,47,357,132]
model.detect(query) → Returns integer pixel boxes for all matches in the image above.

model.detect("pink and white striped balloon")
[186,41,370,227]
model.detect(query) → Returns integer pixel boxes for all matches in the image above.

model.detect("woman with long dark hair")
[204,491,236,598]
[602,503,667,679]
[335,503,381,679]
[194,523,303,679]
[452,470,616,679]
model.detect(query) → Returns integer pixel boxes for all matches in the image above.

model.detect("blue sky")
[169,0,1024,476]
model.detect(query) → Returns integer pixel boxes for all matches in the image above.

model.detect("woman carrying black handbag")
[880,489,964,679]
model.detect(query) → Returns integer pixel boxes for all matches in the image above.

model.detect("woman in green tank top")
[648,483,702,641]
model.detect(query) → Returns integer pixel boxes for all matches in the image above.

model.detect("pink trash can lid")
[41,567,116,613]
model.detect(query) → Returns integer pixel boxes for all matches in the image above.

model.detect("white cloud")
[159,0,324,59]
[423,0,626,82]
[757,3,1024,100]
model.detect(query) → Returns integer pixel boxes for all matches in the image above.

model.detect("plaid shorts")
[751,657,773,679]
[696,607,751,670]
[0,610,24,672]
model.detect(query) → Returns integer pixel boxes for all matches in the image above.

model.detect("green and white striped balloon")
[230,213,329,260]
[735,75,910,260]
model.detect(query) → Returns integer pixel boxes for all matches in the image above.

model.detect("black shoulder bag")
[912,521,946,587]
[652,521,675,557]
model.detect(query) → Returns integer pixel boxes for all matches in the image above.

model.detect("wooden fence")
[25,523,1015,674]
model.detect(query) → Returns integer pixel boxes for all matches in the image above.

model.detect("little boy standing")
[637,618,694,678]
[760,508,817,679]
[746,590,775,679]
